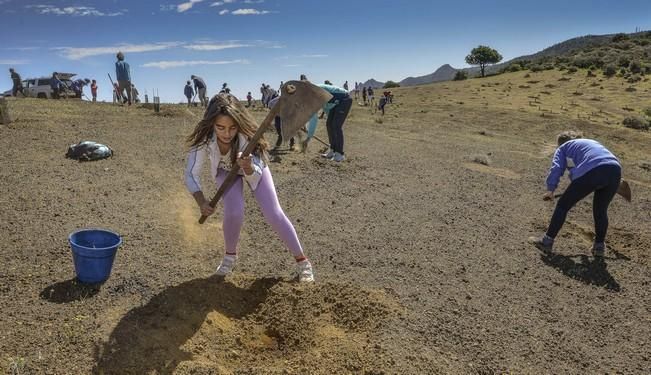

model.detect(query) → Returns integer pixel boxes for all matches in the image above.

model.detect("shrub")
[629,61,642,74]
[620,67,628,75]
[618,56,630,67]
[453,71,468,81]
[643,107,651,117]
[572,54,604,69]
[505,63,522,72]
[628,75,642,83]
[383,80,400,88]
[530,65,544,72]
[567,66,578,73]
[603,65,617,77]
[612,33,629,42]
[623,116,650,130]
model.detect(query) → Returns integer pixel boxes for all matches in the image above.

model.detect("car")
[3,73,76,99]
[24,73,76,99]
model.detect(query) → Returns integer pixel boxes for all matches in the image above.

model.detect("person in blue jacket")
[184,81,194,107]
[115,51,132,105]
[529,131,623,257]
[305,82,352,162]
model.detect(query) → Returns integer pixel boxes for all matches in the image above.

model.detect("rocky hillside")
[361,30,651,87]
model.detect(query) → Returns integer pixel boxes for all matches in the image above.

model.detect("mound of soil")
[95,275,401,374]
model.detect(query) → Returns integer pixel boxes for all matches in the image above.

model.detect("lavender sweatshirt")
[546,139,620,191]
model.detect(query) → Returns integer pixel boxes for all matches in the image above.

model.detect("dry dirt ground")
[1,70,650,374]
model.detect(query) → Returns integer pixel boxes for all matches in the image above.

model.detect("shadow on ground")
[93,276,280,374]
[40,278,102,303]
[540,254,621,291]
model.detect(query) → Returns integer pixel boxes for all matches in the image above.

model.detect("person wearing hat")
[9,68,24,97]
[115,51,132,105]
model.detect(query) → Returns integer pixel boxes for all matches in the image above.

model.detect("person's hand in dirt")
[542,191,554,201]
[236,152,254,175]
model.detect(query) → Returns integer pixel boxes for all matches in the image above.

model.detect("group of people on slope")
[183,78,230,107]
[8,68,98,101]
[183,83,627,285]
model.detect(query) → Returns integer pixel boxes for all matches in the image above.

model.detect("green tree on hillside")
[465,45,503,77]
[383,81,400,88]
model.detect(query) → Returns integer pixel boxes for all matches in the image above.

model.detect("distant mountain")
[360,31,650,86]
[399,64,458,86]
[359,78,385,89]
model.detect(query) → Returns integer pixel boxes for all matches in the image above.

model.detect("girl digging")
[184,93,315,282]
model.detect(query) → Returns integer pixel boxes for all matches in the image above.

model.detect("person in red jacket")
[91,80,98,102]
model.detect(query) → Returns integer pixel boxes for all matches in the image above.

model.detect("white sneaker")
[296,259,315,282]
[215,255,237,276]
[321,149,335,159]
[331,152,346,162]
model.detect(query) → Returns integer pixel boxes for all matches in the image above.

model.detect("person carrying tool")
[184,81,194,107]
[191,75,208,107]
[71,78,90,99]
[115,51,132,105]
[184,93,315,282]
[529,131,625,257]
[305,83,352,162]
[9,68,24,97]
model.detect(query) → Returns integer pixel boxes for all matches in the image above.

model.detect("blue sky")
[1,0,650,103]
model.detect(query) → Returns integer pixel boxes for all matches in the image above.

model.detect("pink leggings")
[216,167,305,258]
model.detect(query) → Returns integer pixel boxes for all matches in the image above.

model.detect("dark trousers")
[325,96,352,154]
[12,84,24,97]
[546,164,621,244]
[273,116,293,147]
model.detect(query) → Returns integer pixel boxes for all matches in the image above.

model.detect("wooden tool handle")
[198,105,279,224]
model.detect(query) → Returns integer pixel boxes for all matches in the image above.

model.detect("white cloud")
[210,0,235,6]
[219,9,229,15]
[299,54,328,58]
[26,5,125,16]
[177,0,204,13]
[160,4,177,12]
[142,59,250,69]
[184,42,249,50]
[243,0,264,3]
[232,8,270,15]
[283,64,300,67]
[0,59,29,65]
[54,42,182,60]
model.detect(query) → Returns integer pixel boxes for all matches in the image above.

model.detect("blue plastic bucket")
[68,228,122,283]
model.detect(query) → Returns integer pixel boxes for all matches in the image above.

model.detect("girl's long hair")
[186,93,269,164]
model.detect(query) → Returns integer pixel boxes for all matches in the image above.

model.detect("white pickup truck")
[3,73,76,99]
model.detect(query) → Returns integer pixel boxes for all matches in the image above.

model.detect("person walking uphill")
[191,75,208,107]
[115,51,132,105]
[184,93,315,282]
[305,83,353,162]
[529,132,624,257]
[184,81,194,107]
[9,68,24,97]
